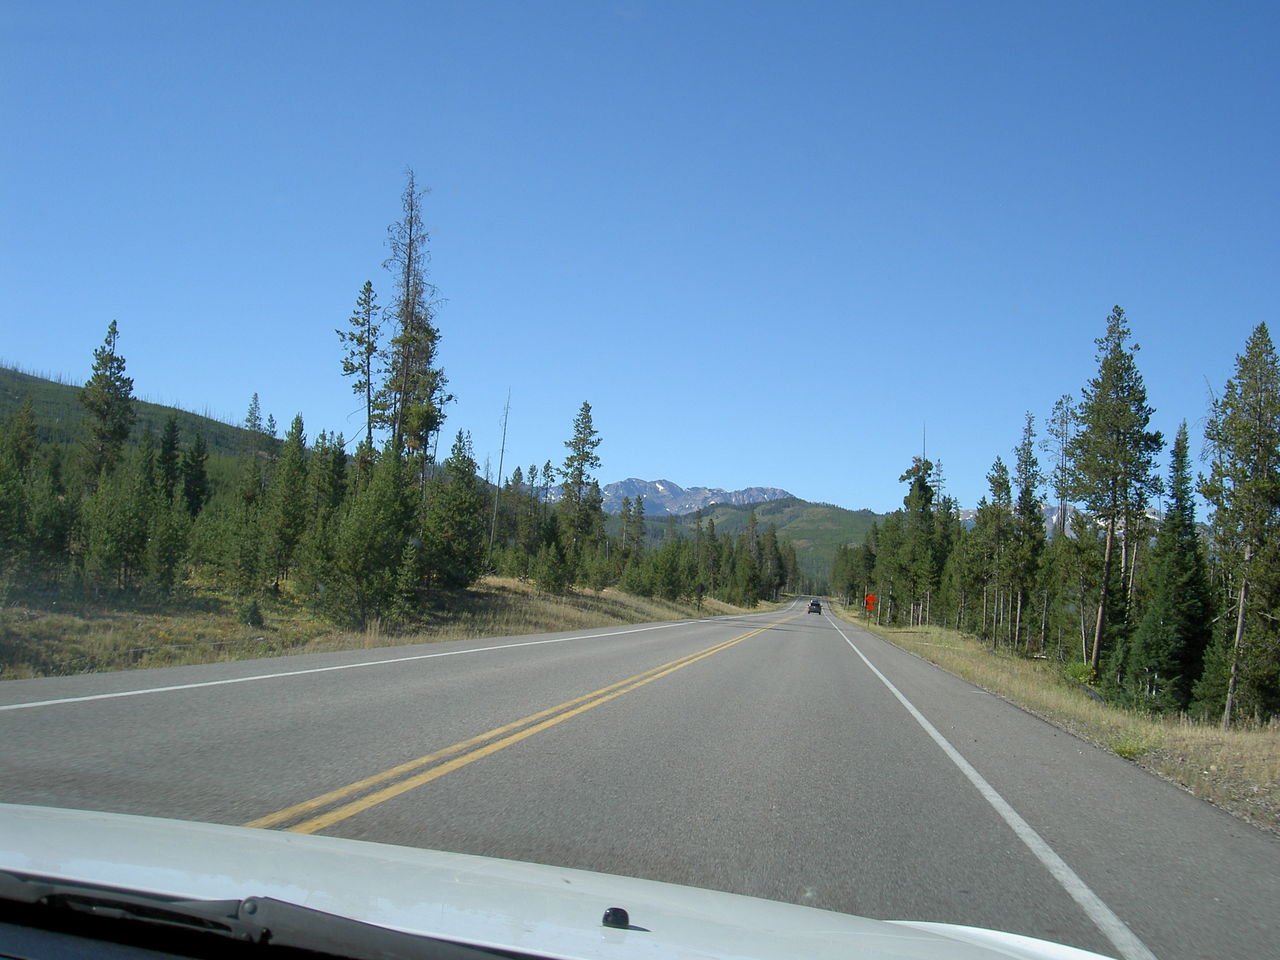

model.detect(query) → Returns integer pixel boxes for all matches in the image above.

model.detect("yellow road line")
[246,616,793,834]
[244,632,743,829]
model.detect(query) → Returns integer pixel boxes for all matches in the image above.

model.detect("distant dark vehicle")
[808,599,821,614]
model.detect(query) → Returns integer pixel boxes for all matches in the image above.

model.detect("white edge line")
[0,619,714,713]
[828,617,1157,960]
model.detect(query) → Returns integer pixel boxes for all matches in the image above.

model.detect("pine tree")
[651,535,686,601]
[618,496,633,555]
[79,441,155,591]
[307,431,348,516]
[25,447,75,578]
[971,458,1014,641]
[0,436,26,575]
[1043,394,1076,536]
[898,457,937,624]
[734,526,762,607]
[718,530,738,603]
[244,393,263,439]
[745,509,760,564]
[513,467,545,575]
[78,468,130,592]
[421,431,487,590]
[1067,307,1163,675]
[260,414,310,590]
[1199,323,1280,725]
[309,447,416,627]
[760,524,786,601]
[352,437,377,488]
[2,398,38,473]
[0,400,38,572]
[781,540,800,596]
[1011,414,1046,650]
[233,447,266,597]
[541,461,556,502]
[1127,423,1212,711]
[392,538,427,622]
[582,543,614,592]
[377,170,448,453]
[79,321,136,483]
[559,401,604,567]
[180,433,210,517]
[338,281,382,449]
[628,495,647,555]
[145,496,190,597]
[533,539,570,594]
[155,414,181,504]
[693,510,716,595]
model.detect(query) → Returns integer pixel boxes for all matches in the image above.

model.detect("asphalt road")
[2,601,1277,959]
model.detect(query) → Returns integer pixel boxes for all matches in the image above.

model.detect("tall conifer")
[338,281,382,448]
[1011,414,1045,650]
[79,321,136,483]
[1128,423,1211,711]
[377,170,448,453]
[1199,323,1280,725]
[559,402,604,567]
[260,414,310,589]
[421,431,487,590]
[1067,307,1163,674]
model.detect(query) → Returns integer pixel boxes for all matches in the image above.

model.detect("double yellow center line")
[246,616,794,834]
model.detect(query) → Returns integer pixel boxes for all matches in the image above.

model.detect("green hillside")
[608,498,882,587]
[0,364,262,457]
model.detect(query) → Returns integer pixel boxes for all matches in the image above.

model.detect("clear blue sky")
[3,1,1276,513]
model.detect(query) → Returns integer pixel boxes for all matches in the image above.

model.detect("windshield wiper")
[0,870,524,959]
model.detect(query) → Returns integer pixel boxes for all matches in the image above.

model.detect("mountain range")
[598,479,795,516]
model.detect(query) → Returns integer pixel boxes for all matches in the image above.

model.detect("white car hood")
[0,804,1112,960]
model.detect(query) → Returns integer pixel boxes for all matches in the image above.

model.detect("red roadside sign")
[865,593,876,611]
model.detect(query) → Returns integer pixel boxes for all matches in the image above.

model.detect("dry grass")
[0,578,767,679]
[0,593,333,678]
[835,604,1280,836]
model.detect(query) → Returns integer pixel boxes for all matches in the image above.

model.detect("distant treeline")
[0,383,800,627]
[832,309,1280,729]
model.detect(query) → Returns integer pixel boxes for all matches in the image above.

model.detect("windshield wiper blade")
[0,870,520,959]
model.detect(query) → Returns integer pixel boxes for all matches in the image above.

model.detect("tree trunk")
[1078,579,1089,662]
[1039,591,1049,655]
[1222,569,1249,730]
[1127,535,1141,605]
[1014,590,1024,653]
[1091,517,1117,673]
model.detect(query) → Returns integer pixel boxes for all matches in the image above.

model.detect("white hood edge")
[0,804,1115,960]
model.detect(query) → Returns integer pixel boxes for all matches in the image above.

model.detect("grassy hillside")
[703,497,879,549]
[0,364,261,457]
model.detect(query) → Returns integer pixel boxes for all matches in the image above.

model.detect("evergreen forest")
[831,309,1280,728]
